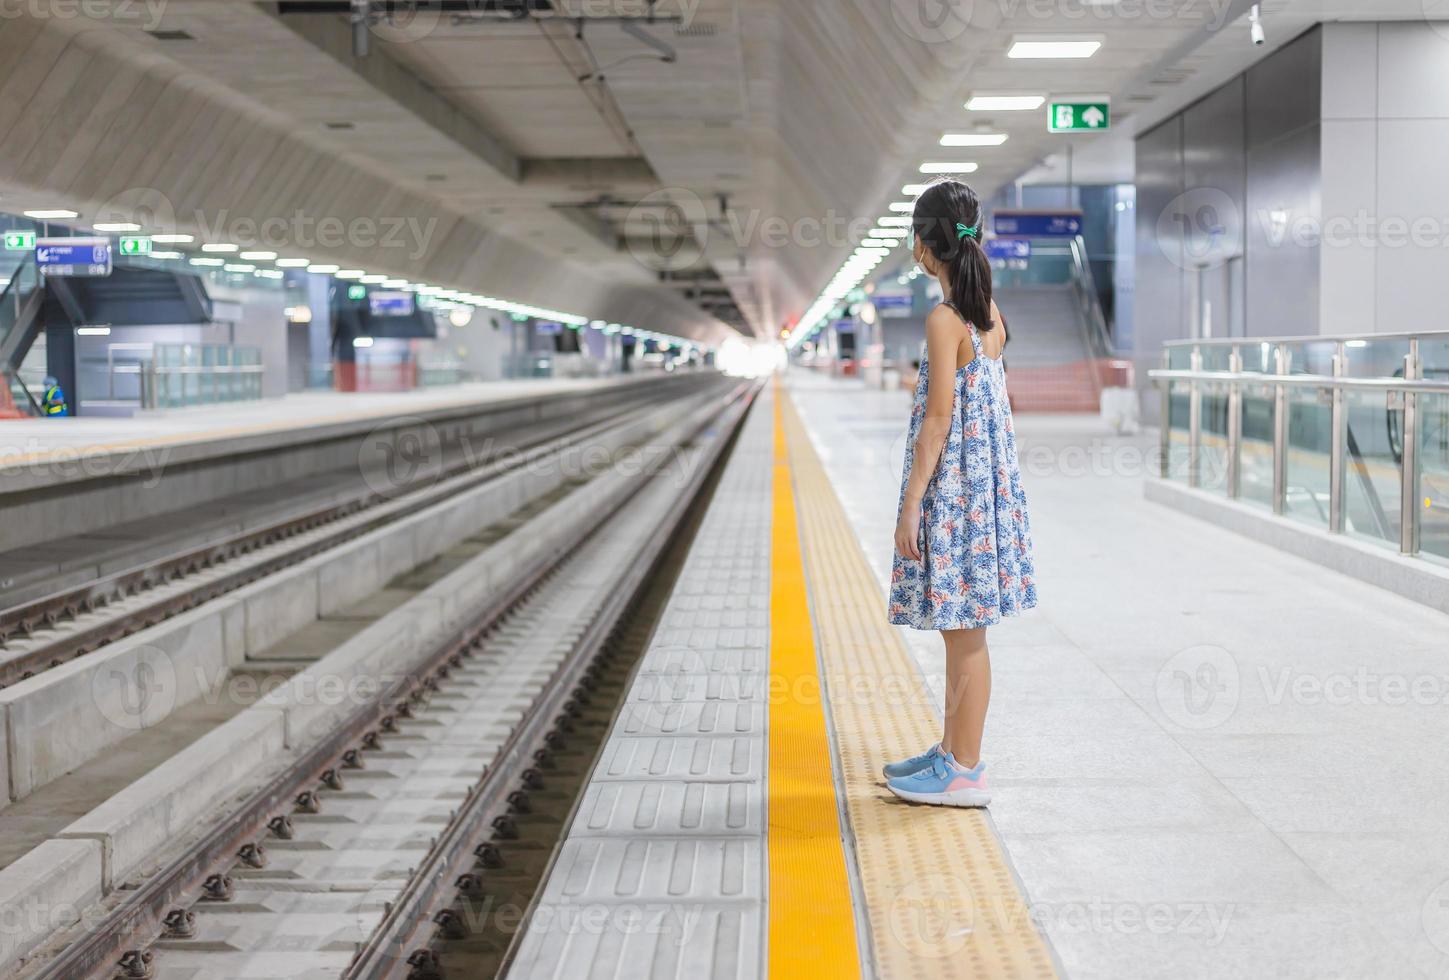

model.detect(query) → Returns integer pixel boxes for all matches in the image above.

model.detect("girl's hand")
[895,500,923,561]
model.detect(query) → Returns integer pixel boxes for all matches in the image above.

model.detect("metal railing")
[1149,332,1449,561]
[141,343,264,409]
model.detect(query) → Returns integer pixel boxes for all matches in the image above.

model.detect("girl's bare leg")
[939,627,991,767]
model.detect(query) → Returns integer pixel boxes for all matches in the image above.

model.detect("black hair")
[911,178,996,338]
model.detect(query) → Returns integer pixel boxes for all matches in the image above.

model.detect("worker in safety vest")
[41,376,69,417]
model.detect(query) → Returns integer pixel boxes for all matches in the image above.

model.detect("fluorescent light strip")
[23,209,78,219]
[919,162,979,174]
[239,250,277,261]
[275,258,310,267]
[93,222,141,232]
[189,257,225,267]
[966,94,1045,111]
[200,243,238,253]
[939,133,1008,147]
[152,234,194,244]
[1008,38,1102,59]
[902,183,933,196]
[877,216,912,227]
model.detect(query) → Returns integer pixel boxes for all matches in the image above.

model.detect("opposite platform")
[0,377,621,484]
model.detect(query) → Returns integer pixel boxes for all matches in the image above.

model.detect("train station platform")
[510,371,1449,980]
[0,377,622,480]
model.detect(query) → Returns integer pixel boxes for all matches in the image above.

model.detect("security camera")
[1249,4,1265,45]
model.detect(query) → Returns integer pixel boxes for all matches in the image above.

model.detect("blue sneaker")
[882,742,942,780]
[886,751,990,807]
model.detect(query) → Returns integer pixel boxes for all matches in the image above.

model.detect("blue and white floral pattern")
[889,310,1038,630]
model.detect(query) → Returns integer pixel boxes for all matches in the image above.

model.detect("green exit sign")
[119,235,153,255]
[3,231,36,251]
[347,284,367,300]
[1048,100,1110,133]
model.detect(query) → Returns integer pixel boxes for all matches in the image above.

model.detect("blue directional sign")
[872,293,912,310]
[991,210,1084,238]
[368,290,414,316]
[985,238,1032,261]
[36,237,112,277]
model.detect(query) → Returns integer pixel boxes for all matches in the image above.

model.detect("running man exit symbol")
[1048,101,1110,133]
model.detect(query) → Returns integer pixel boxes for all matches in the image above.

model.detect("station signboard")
[35,237,112,277]
[368,290,415,316]
[872,291,913,318]
[992,210,1084,238]
[985,238,1032,261]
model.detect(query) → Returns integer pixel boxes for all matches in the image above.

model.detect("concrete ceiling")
[2,0,1436,341]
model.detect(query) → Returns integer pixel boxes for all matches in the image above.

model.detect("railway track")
[18,378,758,980]
[0,377,717,689]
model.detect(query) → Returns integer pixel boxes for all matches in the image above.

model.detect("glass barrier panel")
[1198,384,1231,494]
[1240,381,1275,508]
[1241,341,1275,374]
[1200,346,1234,372]
[1282,341,1336,377]
[1342,389,1403,548]
[1343,338,1409,379]
[1422,393,1449,565]
[1166,380,1190,481]
[1284,386,1333,527]
[1167,345,1192,370]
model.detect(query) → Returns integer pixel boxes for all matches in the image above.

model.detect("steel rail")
[28,379,755,980]
[0,378,717,688]
[347,380,758,980]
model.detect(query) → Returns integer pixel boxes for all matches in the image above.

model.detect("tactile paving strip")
[779,387,1060,980]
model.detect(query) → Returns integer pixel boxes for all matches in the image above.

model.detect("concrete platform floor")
[787,370,1449,980]
[0,377,616,463]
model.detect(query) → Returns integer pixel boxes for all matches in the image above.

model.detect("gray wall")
[1132,115,1186,390]
[1134,26,1325,399]
[1244,31,1322,337]
[1320,22,1449,335]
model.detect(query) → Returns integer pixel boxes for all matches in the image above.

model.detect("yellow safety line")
[778,383,1059,980]
[767,379,864,979]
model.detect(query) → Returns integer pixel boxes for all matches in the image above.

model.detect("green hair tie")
[955,222,979,240]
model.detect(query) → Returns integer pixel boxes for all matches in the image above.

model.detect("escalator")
[991,236,1127,412]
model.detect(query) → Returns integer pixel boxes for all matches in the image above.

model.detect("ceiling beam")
[272,4,522,183]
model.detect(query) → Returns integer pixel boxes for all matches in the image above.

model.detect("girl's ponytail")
[910,179,999,337]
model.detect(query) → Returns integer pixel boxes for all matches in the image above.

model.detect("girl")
[883,179,1037,808]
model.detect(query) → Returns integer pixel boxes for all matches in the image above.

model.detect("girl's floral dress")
[889,306,1038,630]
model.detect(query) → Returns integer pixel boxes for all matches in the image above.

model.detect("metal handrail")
[1067,235,1118,358]
[1164,329,1449,347]
[1151,369,1449,395]
[1148,336,1442,557]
